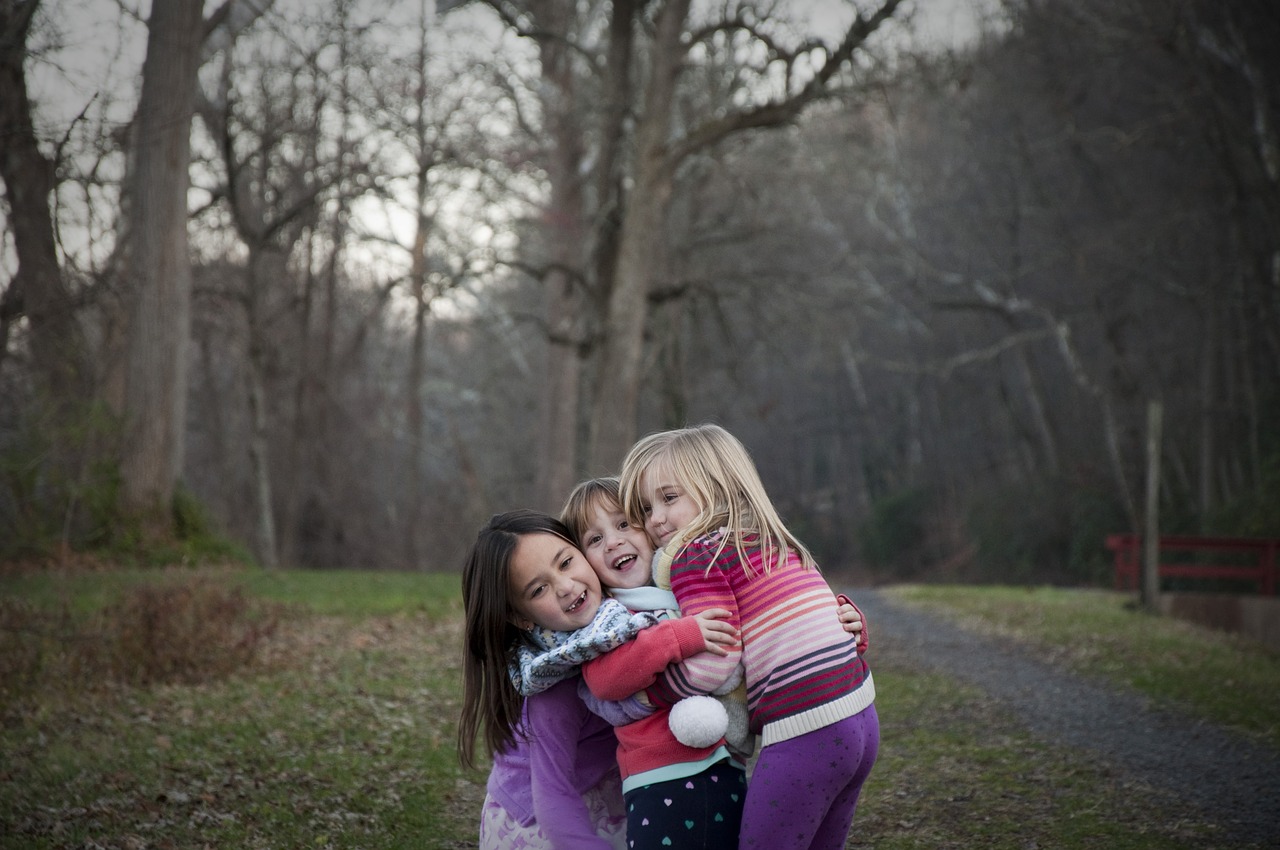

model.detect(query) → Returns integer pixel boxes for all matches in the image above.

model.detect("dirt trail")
[850,588,1280,848]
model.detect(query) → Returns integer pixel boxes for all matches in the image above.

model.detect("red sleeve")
[581,616,705,701]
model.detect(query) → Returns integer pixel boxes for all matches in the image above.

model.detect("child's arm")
[653,545,745,701]
[525,685,618,849]
[581,609,733,701]
[511,598,660,696]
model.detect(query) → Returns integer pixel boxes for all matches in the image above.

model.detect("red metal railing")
[1105,534,1280,595]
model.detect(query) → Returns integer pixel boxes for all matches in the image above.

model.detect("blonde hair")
[618,423,815,575]
[559,477,624,546]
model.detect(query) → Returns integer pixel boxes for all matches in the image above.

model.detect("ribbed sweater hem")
[760,673,876,747]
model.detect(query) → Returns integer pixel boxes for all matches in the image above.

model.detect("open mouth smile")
[566,590,588,613]
[610,554,637,571]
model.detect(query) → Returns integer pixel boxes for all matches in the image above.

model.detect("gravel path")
[850,588,1280,847]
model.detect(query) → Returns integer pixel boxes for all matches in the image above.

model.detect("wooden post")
[1142,399,1163,611]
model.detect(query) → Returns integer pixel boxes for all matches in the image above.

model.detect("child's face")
[579,500,654,590]
[508,532,603,632]
[638,466,701,549]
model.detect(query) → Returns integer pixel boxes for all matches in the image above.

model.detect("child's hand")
[837,595,869,654]
[693,608,738,656]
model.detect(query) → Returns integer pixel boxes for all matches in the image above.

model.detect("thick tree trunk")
[532,0,589,508]
[584,0,689,474]
[246,339,278,568]
[244,247,279,568]
[0,0,85,401]
[118,0,205,513]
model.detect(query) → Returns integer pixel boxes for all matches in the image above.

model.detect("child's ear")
[509,612,534,631]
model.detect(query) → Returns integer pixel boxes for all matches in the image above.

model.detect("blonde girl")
[619,424,879,850]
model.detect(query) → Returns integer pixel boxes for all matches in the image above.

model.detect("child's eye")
[587,534,602,546]
[559,556,573,570]
[617,520,630,531]
[530,584,546,599]
[664,492,678,503]
[641,503,652,516]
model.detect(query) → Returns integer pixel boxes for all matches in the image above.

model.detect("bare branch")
[666,0,904,166]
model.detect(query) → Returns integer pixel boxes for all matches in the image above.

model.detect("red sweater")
[581,614,729,783]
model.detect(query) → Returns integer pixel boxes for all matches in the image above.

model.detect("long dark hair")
[457,509,577,768]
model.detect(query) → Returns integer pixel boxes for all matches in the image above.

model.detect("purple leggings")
[739,705,880,850]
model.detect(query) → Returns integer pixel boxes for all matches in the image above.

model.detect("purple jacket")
[485,676,620,848]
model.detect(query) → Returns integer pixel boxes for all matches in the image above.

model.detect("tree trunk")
[246,339,279,568]
[0,0,85,402]
[245,249,278,568]
[407,236,430,565]
[585,0,689,473]
[532,0,589,507]
[117,0,205,514]
[1142,399,1163,611]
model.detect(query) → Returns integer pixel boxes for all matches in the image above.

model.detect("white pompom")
[668,695,728,748]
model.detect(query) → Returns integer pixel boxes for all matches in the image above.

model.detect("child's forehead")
[640,458,681,489]
[585,491,625,518]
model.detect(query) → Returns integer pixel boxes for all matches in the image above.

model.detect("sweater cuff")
[672,614,709,661]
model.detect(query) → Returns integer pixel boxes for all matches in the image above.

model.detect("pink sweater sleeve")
[656,544,743,700]
[581,615,705,701]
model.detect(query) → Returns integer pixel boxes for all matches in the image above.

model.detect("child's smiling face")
[507,532,602,631]
[579,501,654,590]
[638,466,702,548]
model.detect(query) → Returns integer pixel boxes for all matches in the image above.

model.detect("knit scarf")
[508,598,661,696]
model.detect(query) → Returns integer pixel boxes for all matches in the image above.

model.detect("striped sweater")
[650,530,875,746]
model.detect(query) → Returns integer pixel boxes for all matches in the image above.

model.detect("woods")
[1,0,1277,578]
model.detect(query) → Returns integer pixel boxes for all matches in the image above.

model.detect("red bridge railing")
[1106,534,1280,596]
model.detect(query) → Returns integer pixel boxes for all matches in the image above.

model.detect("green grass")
[0,571,1269,848]
[0,566,463,619]
[0,568,484,849]
[855,668,1206,849]
[884,584,1280,749]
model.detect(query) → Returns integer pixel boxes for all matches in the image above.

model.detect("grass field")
[2,568,1276,849]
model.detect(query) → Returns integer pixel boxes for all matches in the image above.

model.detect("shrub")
[90,577,278,686]
[0,574,279,707]
[0,599,75,702]
[857,489,931,573]
[965,479,1124,585]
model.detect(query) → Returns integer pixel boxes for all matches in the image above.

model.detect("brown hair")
[559,477,624,545]
[457,509,579,768]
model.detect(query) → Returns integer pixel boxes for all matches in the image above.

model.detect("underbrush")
[0,573,280,708]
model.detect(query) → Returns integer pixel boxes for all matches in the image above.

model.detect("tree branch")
[666,0,904,167]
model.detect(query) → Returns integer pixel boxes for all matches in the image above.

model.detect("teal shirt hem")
[620,746,742,795]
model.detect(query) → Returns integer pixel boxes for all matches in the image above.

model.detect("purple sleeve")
[525,683,617,849]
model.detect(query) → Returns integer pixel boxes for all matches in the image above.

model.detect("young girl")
[560,477,868,850]
[458,509,735,849]
[618,425,880,850]
[561,478,751,850]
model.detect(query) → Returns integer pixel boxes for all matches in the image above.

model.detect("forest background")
[2,0,1278,582]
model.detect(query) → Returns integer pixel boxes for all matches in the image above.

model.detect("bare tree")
[111,0,207,519]
[484,0,906,487]
[0,0,85,401]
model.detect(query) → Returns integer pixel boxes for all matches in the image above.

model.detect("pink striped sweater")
[650,530,875,746]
